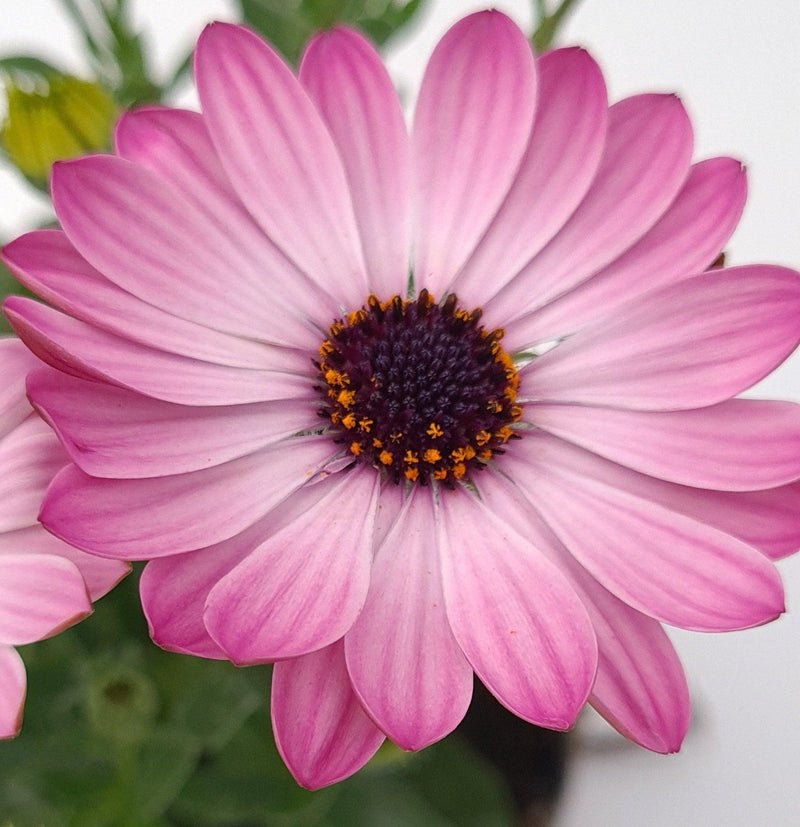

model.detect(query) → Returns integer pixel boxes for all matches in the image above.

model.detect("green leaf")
[0,55,65,80]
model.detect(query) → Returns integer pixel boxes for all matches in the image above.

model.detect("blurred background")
[1,1,798,825]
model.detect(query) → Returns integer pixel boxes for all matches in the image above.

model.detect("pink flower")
[0,338,129,739]
[3,10,800,787]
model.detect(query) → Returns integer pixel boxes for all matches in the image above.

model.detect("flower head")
[3,10,800,787]
[0,338,128,739]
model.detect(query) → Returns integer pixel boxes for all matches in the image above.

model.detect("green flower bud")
[1,75,117,187]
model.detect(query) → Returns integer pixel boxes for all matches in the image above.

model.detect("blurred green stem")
[532,0,583,51]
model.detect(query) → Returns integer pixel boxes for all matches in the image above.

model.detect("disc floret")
[316,291,522,486]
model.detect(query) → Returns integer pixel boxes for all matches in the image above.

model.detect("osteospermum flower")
[3,10,800,787]
[0,338,128,738]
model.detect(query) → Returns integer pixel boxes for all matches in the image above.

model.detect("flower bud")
[1,75,116,187]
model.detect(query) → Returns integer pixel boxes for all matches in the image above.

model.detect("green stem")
[532,0,584,52]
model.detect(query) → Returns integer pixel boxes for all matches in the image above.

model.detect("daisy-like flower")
[0,338,129,739]
[3,10,800,787]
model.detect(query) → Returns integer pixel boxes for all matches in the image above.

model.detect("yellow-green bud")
[1,75,117,187]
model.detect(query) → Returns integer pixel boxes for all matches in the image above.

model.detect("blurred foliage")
[236,0,427,66]
[0,569,516,826]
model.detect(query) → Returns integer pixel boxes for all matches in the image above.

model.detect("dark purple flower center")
[316,291,522,486]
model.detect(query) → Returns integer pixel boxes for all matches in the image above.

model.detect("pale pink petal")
[195,22,368,308]
[479,476,689,753]
[5,297,312,406]
[0,526,129,601]
[345,487,472,750]
[0,553,90,645]
[521,266,800,410]
[115,107,343,330]
[205,468,378,664]
[412,11,537,295]
[588,604,689,753]
[40,437,338,558]
[300,27,410,298]
[0,415,64,532]
[452,47,607,302]
[437,487,597,729]
[531,398,800,490]
[512,157,747,345]
[51,155,325,348]
[0,644,25,739]
[272,640,385,789]
[486,93,693,327]
[3,230,309,373]
[0,338,41,437]
[28,367,317,478]
[506,434,785,631]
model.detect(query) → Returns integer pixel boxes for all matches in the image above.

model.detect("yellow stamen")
[427,422,443,439]
[404,467,419,482]
[404,450,419,464]
[350,441,362,456]
[341,413,356,430]
[379,450,394,466]
[423,448,441,464]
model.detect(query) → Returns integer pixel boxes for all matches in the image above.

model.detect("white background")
[1,2,799,825]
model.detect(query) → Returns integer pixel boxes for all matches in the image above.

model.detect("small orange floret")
[427,422,444,439]
[423,448,441,464]
[379,450,394,466]
[350,441,362,456]
[341,413,356,430]
[404,467,419,482]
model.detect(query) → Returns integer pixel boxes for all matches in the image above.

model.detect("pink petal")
[195,23,368,309]
[453,47,607,303]
[51,155,324,348]
[0,415,65,532]
[205,468,378,664]
[5,297,312,406]
[487,93,693,328]
[0,553,90,645]
[40,437,338,558]
[0,338,41,437]
[345,487,473,750]
[706,483,800,561]
[588,603,689,754]
[272,640,385,789]
[28,367,318,478]
[479,476,689,753]
[531,398,800,490]
[141,537,253,660]
[0,644,26,739]
[3,230,309,373]
[507,434,785,631]
[300,27,410,298]
[0,525,128,601]
[436,486,597,729]
[114,107,342,334]
[521,266,800,410]
[512,157,747,345]
[412,11,537,296]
